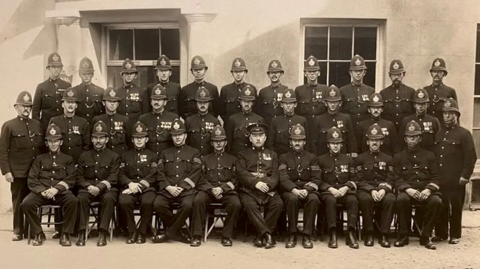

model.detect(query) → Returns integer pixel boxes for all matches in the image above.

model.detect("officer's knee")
[345,195,358,206]
[323,194,336,207]
[382,193,396,205]
[427,195,443,208]
[396,192,410,204]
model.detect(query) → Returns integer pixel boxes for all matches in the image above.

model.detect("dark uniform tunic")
[219,82,258,123]
[340,83,375,127]
[312,112,357,156]
[145,81,181,115]
[278,150,321,236]
[22,152,77,236]
[236,147,283,235]
[0,117,43,234]
[355,151,396,234]
[92,113,129,156]
[225,112,265,157]
[119,148,158,234]
[49,115,91,163]
[267,114,308,155]
[399,114,441,152]
[434,124,476,239]
[185,113,221,156]
[73,83,105,123]
[294,84,328,143]
[115,84,150,129]
[318,153,359,230]
[356,118,398,156]
[32,78,72,132]
[179,81,220,119]
[76,148,120,232]
[254,84,288,125]
[394,148,443,237]
[192,152,241,238]
[380,83,415,131]
[138,111,177,155]
[424,83,457,126]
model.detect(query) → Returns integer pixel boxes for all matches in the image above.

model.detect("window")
[303,24,379,88]
[473,25,480,157]
[105,24,180,89]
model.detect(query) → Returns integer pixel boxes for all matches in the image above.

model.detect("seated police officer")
[22,123,78,246]
[278,124,320,249]
[394,120,443,250]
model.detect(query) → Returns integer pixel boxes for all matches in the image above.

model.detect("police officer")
[380,60,415,131]
[394,121,443,250]
[318,127,360,249]
[138,84,178,155]
[191,125,241,247]
[433,98,476,244]
[73,57,105,123]
[399,88,441,152]
[21,124,78,246]
[115,59,150,131]
[152,119,202,244]
[33,53,72,132]
[225,85,265,156]
[219,57,258,123]
[355,124,396,248]
[0,91,44,241]
[340,54,375,127]
[186,87,221,156]
[294,56,328,143]
[267,88,308,155]
[145,55,181,115]
[76,121,120,247]
[49,88,91,163]
[179,56,220,119]
[92,87,129,156]
[356,93,398,156]
[237,123,283,249]
[254,60,288,125]
[118,121,158,245]
[312,85,357,157]
[278,124,320,249]
[423,58,458,127]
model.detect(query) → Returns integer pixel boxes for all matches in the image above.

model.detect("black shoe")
[190,236,202,247]
[302,235,313,249]
[420,236,436,250]
[364,233,374,247]
[328,231,338,249]
[59,233,71,247]
[136,233,146,244]
[432,236,447,242]
[179,229,192,244]
[12,233,23,241]
[221,237,232,247]
[52,231,61,239]
[32,234,44,246]
[346,230,359,249]
[264,233,275,249]
[39,232,47,242]
[253,235,263,247]
[379,234,391,248]
[449,238,460,244]
[394,235,409,247]
[285,235,297,248]
[152,234,169,244]
[97,231,107,247]
[76,231,86,247]
[126,232,137,244]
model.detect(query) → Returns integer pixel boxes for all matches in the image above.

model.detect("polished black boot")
[126,232,137,244]
[420,236,436,250]
[32,233,44,246]
[12,233,23,241]
[136,233,146,244]
[253,234,263,247]
[59,233,71,247]
[264,233,276,249]
[302,235,313,249]
[97,230,107,247]
[52,231,61,239]
[394,235,409,247]
[379,234,391,248]
[346,230,359,249]
[364,232,374,247]
[328,230,338,249]
[221,237,233,247]
[152,233,169,243]
[285,234,297,248]
[190,236,202,247]
[76,231,86,247]
[432,235,447,242]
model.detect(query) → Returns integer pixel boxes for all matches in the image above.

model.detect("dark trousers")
[192,191,241,238]
[239,193,283,236]
[77,190,118,232]
[436,185,465,239]
[153,194,194,237]
[10,177,29,234]
[118,191,156,234]
[396,192,443,237]
[21,192,78,236]
[282,192,320,236]
[357,191,395,234]
[321,193,358,230]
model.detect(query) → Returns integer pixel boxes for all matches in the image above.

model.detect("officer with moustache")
[73,57,104,123]
[278,124,320,249]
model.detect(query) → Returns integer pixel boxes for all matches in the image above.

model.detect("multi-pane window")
[106,24,180,89]
[473,25,480,157]
[304,25,378,88]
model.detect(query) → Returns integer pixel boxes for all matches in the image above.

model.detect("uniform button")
[442,147,444,149]
[52,171,55,174]
[176,166,179,168]
[176,175,179,177]
[440,164,443,167]
[440,155,443,158]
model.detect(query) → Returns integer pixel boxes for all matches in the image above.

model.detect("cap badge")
[200,90,206,97]
[308,58,315,66]
[125,62,132,69]
[194,57,200,65]
[67,90,74,97]
[371,128,378,135]
[355,58,362,66]
[173,122,180,130]
[284,91,292,98]
[408,124,415,132]
[155,88,161,95]
[136,125,143,133]
[82,61,90,69]
[50,128,57,135]
[332,131,339,138]
[271,61,278,68]
[329,89,336,97]
[109,90,116,97]
[393,62,399,70]
[294,127,301,135]
[372,95,380,102]
[160,58,167,66]
[434,60,441,67]
[418,91,425,98]
[215,128,222,136]
[52,54,59,62]
[23,94,30,102]
[245,88,251,96]
[234,59,241,67]
[96,124,103,132]
[445,101,451,107]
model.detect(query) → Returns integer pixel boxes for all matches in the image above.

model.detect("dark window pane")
[302,62,327,85]
[109,30,133,60]
[474,98,480,127]
[161,29,180,59]
[329,62,351,87]
[106,66,123,89]
[135,29,160,60]
[171,66,180,84]
[473,130,480,158]
[354,27,377,60]
[476,65,480,95]
[107,66,154,90]
[305,27,328,60]
[330,27,352,60]
[476,28,480,62]
[364,62,376,88]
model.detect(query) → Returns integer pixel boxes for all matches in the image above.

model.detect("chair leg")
[204,211,210,243]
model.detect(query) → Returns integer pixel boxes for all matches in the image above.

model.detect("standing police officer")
[0,91,44,241]
[73,57,104,123]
